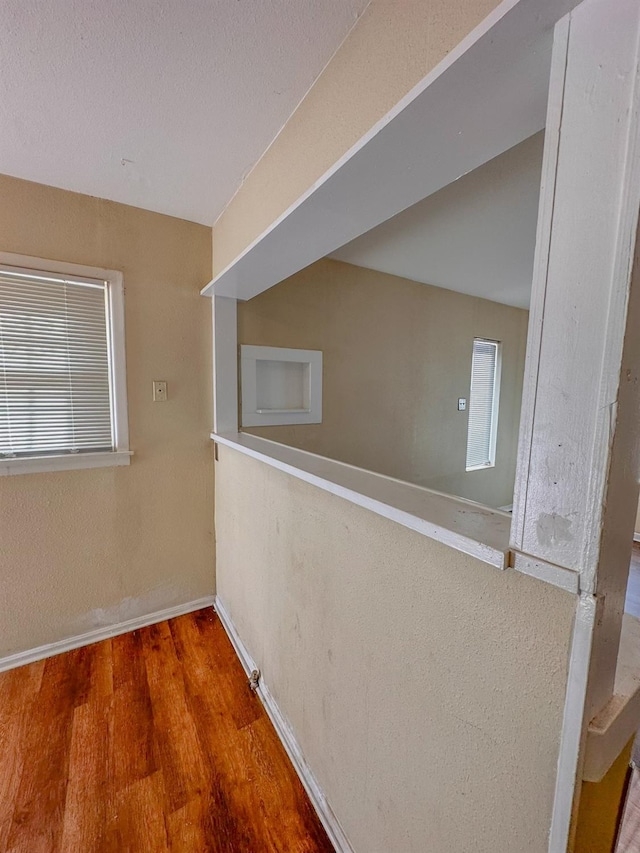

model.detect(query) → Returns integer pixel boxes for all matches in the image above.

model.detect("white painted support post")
[511,0,640,710]
[510,3,640,849]
[212,295,238,435]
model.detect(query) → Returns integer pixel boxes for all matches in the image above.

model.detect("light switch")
[458,398,467,411]
[153,380,168,402]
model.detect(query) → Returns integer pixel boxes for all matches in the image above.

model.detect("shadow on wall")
[237,257,529,510]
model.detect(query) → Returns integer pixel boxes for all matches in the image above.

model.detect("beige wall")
[0,174,214,657]
[215,447,575,853]
[240,258,528,509]
[212,1,575,850]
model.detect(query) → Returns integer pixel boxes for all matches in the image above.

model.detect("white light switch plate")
[153,380,168,402]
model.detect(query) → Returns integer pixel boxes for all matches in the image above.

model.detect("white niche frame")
[240,345,322,427]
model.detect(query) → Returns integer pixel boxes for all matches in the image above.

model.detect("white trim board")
[509,550,580,595]
[0,596,215,674]
[212,296,238,434]
[202,0,583,301]
[549,592,598,852]
[214,595,354,853]
[213,431,511,569]
[0,450,132,477]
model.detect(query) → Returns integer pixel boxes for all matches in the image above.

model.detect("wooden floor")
[0,609,333,853]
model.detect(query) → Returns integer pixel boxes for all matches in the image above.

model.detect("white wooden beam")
[511,0,640,619]
[549,593,598,852]
[212,296,238,435]
[517,2,640,849]
[510,14,569,551]
[202,0,585,301]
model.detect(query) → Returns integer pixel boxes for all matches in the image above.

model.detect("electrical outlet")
[458,398,467,411]
[153,380,168,402]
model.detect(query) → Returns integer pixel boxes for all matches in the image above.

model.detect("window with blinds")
[465,338,501,471]
[0,266,115,458]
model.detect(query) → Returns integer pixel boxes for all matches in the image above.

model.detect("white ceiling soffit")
[0,0,369,225]
[331,132,544,310]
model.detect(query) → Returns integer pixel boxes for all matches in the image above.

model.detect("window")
[0,254,130,475]
[465,338,501,471]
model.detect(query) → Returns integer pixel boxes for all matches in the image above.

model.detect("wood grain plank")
[60,699,110,853]
[6,647,94,852]
[170,608,261,729]
[112,628,146,690]
[141,620,209,813]
[87,637,114,702]
[0,663,45,851]
[110,772,170,853]
[110,666,158,791]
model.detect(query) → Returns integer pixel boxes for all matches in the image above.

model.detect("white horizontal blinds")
[466,338,499,470]
[0,268,113,457]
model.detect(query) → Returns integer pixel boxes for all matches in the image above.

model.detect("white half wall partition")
[205,1,640,850]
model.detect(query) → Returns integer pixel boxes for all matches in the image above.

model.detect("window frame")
[0,252,131,475]
[465,338,502,472]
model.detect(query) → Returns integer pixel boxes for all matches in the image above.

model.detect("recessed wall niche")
[240,345,322,427]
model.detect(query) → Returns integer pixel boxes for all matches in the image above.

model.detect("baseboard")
[634,532,640,544]
[0,595,216,674]
[214,595,354,853]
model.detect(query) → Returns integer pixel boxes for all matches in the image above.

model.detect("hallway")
[0,609,332,852]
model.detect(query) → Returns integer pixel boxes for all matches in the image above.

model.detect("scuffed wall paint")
[215,445,576,853]
[0,174,214,657]
[72,584,197,632]
[207,0,583,849]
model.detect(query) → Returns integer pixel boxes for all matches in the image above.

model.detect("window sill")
[0,450,133,476]
[212,432,511,569]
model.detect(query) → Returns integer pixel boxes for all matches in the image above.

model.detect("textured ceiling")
[331,133,544,309]
[0,0,369,224]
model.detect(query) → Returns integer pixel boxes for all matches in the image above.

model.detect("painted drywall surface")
[215,445,576,853]
[331,132,544,310]
[212,0,502,272]
[0,174,214,657]
[240,258,528,509]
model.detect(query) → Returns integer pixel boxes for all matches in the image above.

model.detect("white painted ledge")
[0,450,133,476]
[212,432,510,569]
[583,613,640,781]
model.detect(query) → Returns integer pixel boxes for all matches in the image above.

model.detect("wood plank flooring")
[0,609,334,853]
